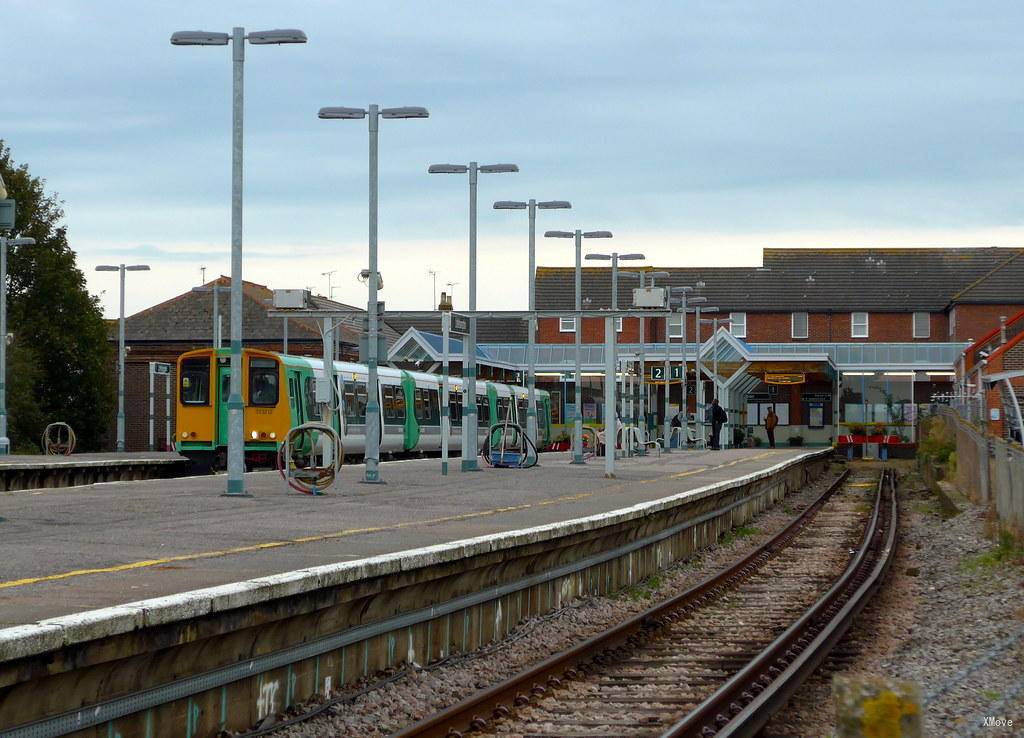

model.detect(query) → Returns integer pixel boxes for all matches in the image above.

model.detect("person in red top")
[764,407,779,448]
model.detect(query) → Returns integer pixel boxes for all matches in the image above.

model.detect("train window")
[180,358,210,405]
[425,389,439,424]
[517,398,528,426]
[343,381,367,424]
[449,390,462,426]
[477,395,490,427]
[393,386,406,422]
[382,385,395,421]
[414,388,425,420]
[303,377,317,420]
[248,358,279,406]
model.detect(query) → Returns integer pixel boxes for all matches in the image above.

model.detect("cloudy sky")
[4,1,1023,317]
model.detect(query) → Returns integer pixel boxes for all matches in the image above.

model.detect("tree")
[0,141,115,451]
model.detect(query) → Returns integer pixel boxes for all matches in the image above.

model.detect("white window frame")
[851,312,869,338]
[729,312,747,338]
[791,311,809,339]
[668,314,683,338]
[912,311,930,339]
[949,308,956,337]
[558,317,576,333]
[615,316,623,333]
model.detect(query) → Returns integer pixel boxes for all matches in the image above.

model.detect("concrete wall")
[0,451,830,737]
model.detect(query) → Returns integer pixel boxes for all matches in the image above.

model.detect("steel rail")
[390,468,852,738]
[662,468,898,738]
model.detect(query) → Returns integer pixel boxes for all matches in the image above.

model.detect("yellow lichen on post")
[834,674,922,738]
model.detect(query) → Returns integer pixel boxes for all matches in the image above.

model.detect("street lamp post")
[172,26,307,496]
[585,251,644,454]
[494,199,571,450]
[321,104,429,484]
[0,235,35,455]
[623,270,668,450]
[96,264,151,452]
[544,230,613,464]
[430,162,518,471]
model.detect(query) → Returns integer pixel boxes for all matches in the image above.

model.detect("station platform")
[0,452,188,492]
[0,447,819,627]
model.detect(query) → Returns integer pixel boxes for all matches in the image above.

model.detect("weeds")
[960,532,1024,573]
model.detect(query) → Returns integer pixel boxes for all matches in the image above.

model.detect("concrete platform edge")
[0,448,831,663]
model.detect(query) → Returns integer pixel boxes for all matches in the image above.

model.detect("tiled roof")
[949,251,1024,305]
[117,277,399,346]
[535,247,1024,313]
[383,316,528,343]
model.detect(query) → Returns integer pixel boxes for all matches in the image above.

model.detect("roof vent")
[806,275,815,282]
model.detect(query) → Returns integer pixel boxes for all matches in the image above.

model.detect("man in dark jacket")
[710,398,727,449]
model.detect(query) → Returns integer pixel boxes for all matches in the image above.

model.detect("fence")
[938,406,1023,541]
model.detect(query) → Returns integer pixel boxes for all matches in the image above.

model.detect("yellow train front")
[176,348,294,470]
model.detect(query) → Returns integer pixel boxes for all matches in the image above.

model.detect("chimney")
[438,291,453,311]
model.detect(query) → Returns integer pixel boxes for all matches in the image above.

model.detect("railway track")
[392,467,898,738]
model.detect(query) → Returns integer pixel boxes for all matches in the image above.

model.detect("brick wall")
[952,304,1024,343]
[538,311,955,344]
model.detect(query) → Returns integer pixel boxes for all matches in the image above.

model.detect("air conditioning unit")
[273,289,310,309]
[632,286,667,308]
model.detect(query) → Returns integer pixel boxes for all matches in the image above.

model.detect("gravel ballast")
[765,466,1024,738]
[261,468,846,737]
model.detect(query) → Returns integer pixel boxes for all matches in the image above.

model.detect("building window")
[791,312,809,339]
[559,317,576,332]
[912,311,930,339]
[949,308,956,337]
[851,312,869,338]
[729,312,747,338]
[668,314,682,338]
[615,316,623,333]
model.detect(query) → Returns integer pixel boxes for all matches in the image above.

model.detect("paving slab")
[0,447,820,626]
[0,452,185,469]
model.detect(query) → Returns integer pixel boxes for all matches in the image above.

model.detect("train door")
[287,373,302,426]
[216,363,232,447]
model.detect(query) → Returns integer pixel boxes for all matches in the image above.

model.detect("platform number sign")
[651,366,683,381]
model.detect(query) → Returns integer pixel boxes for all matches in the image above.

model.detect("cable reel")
[42,422,76,456]
[480,403,538,469]
[277,421,343,495]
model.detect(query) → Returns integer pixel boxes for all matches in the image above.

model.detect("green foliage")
[917,416,955,464]
[959,532,1024,573]
[0,141,114,451]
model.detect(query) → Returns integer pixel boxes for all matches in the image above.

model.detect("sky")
[3,1,1023,317]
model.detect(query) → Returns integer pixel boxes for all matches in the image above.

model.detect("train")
[175,347,553,469]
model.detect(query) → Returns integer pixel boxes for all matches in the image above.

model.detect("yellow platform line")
[0,453,783,591]
[0,494,594,591]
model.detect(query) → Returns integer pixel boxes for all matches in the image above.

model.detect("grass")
[982,689,1002,702]
[959,532,1024,574]
[624,573,663,601]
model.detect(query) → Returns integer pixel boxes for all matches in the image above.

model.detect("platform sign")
[650,365,683,381]
[450,313,470,336]
[151,362,172,375]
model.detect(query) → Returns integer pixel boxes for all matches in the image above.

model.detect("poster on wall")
[808,402,824,428]
[583,402,597,420]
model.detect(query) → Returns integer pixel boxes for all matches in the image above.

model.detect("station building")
[388,246,1024,452]
[109,248,1024,453]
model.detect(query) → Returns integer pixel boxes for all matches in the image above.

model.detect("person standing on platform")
[710,397,727,450]
[765,407,779,448]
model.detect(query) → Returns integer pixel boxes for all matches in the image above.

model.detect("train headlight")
[181,431,188,439]
[269,432,277,440]
[251,430,258,439]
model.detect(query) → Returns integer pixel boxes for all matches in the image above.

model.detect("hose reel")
[42,422,76,456]
[277,421,343,495]
[480,403,538,469]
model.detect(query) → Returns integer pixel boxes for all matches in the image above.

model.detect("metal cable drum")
[41,422,75,456]
[277,421,343,495]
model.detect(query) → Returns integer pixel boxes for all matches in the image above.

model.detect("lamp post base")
[0,437,9,456]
